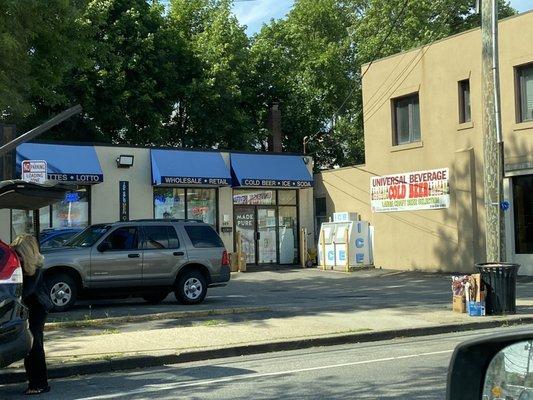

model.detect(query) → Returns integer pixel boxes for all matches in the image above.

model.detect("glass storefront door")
[233,189,299,265]
[234,206,256,264]
[257,207,277,264]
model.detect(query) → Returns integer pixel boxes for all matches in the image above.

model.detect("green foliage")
[168,0,256,149]
[251,0,516,169]
[0,0,84,121]
[0,0,518,167]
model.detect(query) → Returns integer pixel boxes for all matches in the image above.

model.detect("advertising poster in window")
[370,168,450,213]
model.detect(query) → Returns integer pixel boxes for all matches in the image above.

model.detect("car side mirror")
[446,331,533,400]
[97,242,111,252]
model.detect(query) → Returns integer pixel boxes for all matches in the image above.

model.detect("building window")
[513,175,533,254]
[517,63,533,122]
[186,188,217,226]
[51,188,90,229]
[393,93,421,145]
[153,187,217,227]
[458,79,471,123]
[11,187,90,239]
[315,197,327,239]
[278,189,297,205]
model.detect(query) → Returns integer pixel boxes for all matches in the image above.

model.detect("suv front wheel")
[47,273,78,312]
[175,270,207,305]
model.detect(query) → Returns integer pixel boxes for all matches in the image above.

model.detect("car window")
[184,225,223,248]
[67,225,110,247]
[104,227,139,250]
[142,226,180,250]
[42,233,74,249]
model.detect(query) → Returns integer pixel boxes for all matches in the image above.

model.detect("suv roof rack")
[125,218,204,223]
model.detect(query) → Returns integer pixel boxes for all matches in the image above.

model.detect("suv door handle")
[173,251,184,256]
[128,253,140,258]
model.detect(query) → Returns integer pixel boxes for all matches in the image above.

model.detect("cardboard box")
[452,295,466,313]
[467,301,486,316]
[229,253,239,272]
[471,273,486,302]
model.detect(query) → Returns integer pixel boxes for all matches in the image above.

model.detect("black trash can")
[475,263,520,315]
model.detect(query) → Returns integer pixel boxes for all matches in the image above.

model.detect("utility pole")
[481,0,505,262]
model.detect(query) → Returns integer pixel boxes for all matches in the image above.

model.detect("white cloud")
[232,0,294,34]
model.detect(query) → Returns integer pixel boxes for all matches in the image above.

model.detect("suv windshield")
[66,225,110,247]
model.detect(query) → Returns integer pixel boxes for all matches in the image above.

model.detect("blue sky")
[232,0,533,36]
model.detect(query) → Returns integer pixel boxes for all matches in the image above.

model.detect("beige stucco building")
[315,11,533,275]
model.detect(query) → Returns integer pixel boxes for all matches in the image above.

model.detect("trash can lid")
[475,262,520,269]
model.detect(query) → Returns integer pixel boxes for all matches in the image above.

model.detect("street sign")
[21,160,47,183]
[500,200,510,211]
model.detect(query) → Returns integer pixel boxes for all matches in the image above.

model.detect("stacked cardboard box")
[451,273,486,316]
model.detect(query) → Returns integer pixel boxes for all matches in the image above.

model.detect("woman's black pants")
[24,306,48,390]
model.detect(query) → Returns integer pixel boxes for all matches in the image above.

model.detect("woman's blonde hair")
[11,234,44,276]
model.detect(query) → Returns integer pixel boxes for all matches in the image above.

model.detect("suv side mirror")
[446,331,533,399]
[97,242,111,252]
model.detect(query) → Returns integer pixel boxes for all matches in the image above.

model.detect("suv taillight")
[0,241,22,284]
[221,250,229,267]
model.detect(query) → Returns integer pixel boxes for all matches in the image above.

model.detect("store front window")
[11,187,90,239]
[51,189,90,228]
[187,188,217,226]
[154,187,217,227]
[154,188,186,219]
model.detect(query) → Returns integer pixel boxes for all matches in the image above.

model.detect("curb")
[2,315,532,385]
[44,306,272,331]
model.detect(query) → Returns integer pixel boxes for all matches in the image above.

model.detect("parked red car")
[0,240,32,368]
[0,180,73,368]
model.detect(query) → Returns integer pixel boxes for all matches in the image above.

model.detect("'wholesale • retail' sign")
[370,168,450,213]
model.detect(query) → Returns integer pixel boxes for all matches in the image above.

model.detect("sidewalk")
[2,268,533,383]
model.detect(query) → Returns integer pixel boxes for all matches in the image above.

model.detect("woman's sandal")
[23,386,51,395]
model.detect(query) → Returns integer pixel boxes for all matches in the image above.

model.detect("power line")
[303,0,411,152]
[363,43,431,124]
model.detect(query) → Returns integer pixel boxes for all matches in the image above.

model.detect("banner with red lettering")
[370,168,450,212]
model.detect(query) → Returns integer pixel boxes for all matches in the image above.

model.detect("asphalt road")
[3,326,530,399]
[48,268,533,323]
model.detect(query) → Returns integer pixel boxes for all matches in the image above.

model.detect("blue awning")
[17,143,104,184]
[231,153,313,188]
[151,149,232,186]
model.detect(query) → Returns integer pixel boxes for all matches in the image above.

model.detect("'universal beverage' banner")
[370,168,450,213]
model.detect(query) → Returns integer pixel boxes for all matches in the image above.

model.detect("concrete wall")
[92,146,153,223]
[315,11,533,274]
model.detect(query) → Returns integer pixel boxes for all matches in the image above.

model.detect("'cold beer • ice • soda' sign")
[370,168,450,213]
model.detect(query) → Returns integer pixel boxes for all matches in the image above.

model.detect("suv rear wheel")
[174,270,207,305]
[47,273,78,312]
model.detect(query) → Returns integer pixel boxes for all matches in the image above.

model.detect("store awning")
[151,149,232,186]
[16,143,104,184]
[230,153,313,188]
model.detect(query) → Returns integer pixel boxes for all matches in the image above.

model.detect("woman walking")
[11,234,53,395]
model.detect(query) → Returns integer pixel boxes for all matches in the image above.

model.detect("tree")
[49,0,197,144]
[168,0,256,149]
[252,0,516,170]
[0,0,84,124]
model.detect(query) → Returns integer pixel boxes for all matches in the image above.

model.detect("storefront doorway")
[233,189,299,265]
